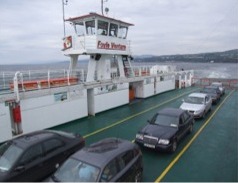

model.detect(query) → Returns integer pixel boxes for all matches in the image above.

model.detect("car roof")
[204,86,218,89]
[158,108,184,117]
[11,130,59,149]
[71,138,135,168]
[211,82,222,85]
[188,92,207,98]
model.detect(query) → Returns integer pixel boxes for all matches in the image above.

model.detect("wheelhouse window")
[109,23,118,37]
[97,20,108,36]
[85,20,95,35]
[74,22,85,36]
[118,26,128,39]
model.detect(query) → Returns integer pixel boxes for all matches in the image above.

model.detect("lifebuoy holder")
[63,36,72,50]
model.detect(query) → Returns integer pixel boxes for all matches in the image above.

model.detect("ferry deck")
[50,86,238,182]
[0,5,237,181]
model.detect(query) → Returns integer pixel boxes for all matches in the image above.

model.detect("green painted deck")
[51,87,238,182]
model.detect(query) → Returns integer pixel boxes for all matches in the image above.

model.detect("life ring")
[63,36,72,49]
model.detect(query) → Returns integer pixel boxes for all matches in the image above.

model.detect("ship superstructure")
[0,11,194,143]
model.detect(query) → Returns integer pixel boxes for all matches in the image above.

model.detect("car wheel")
[171,140,177,153]
[202,111,206,119]
[214,100,218,105]
[134,169,143,182]
[188,124,193,134]
[208,106,211,112]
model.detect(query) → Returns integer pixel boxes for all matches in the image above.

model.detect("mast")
[101,0,108,15]
[62,0,68,37]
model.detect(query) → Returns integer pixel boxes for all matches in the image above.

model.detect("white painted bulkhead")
[88,83,129,115]
[155,75,175,94]
[130,75,176,99]
[20,90,87,133]
[133,78,155,98]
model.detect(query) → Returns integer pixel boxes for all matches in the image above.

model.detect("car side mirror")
[15,165,25,172]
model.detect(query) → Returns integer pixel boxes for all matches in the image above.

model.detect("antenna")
[105,7,109,15]
[101,0,108,15]
[62,0,68,37]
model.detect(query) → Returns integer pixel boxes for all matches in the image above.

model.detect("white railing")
[0,71,16,92]
[0,69,86,93]
[0,66,196,95]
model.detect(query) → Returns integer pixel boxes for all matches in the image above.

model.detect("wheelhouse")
[63,13,134,55]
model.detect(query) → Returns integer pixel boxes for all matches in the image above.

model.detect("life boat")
[10,77,78,91]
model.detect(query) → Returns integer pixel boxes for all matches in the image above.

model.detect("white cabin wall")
[143,83,155,98]
[93,83,129,113]
[134,83,143,98]
[0,103,12,142]
[134,79,155,98]
[94,89,129,114]
[20,90,88,133]
[156,78,175,94]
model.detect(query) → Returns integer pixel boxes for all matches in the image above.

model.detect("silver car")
[180,93,212,118]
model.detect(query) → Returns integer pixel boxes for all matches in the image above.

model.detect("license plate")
[144,143,155,149]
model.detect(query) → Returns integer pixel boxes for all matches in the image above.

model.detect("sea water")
[172,62,238,79]
[0,61,237,82]
[132,62,238,79]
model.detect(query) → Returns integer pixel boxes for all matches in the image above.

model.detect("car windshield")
[153,114,179,128]
[184,96,204,104]
[0,142,24,172]
[53,158,100,182]
[202,88,217,94]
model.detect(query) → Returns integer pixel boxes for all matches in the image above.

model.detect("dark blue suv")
[48,138,143,182]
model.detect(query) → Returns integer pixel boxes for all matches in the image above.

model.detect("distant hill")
[134,49,238,63]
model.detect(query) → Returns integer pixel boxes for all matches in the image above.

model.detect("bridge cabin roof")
[65,12,134,27]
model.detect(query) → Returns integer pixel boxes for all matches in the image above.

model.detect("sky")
[0,0,237,64]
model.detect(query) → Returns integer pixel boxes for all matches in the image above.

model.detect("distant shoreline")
[0,49,237,65]
[1,59,238,67]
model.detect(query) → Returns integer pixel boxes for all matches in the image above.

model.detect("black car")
[200,86,221,104]
[48,138,143,182]
[135,108,194,152]
[0,130,85,182]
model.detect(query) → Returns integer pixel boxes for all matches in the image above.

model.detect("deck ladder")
[122,56,134,77]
